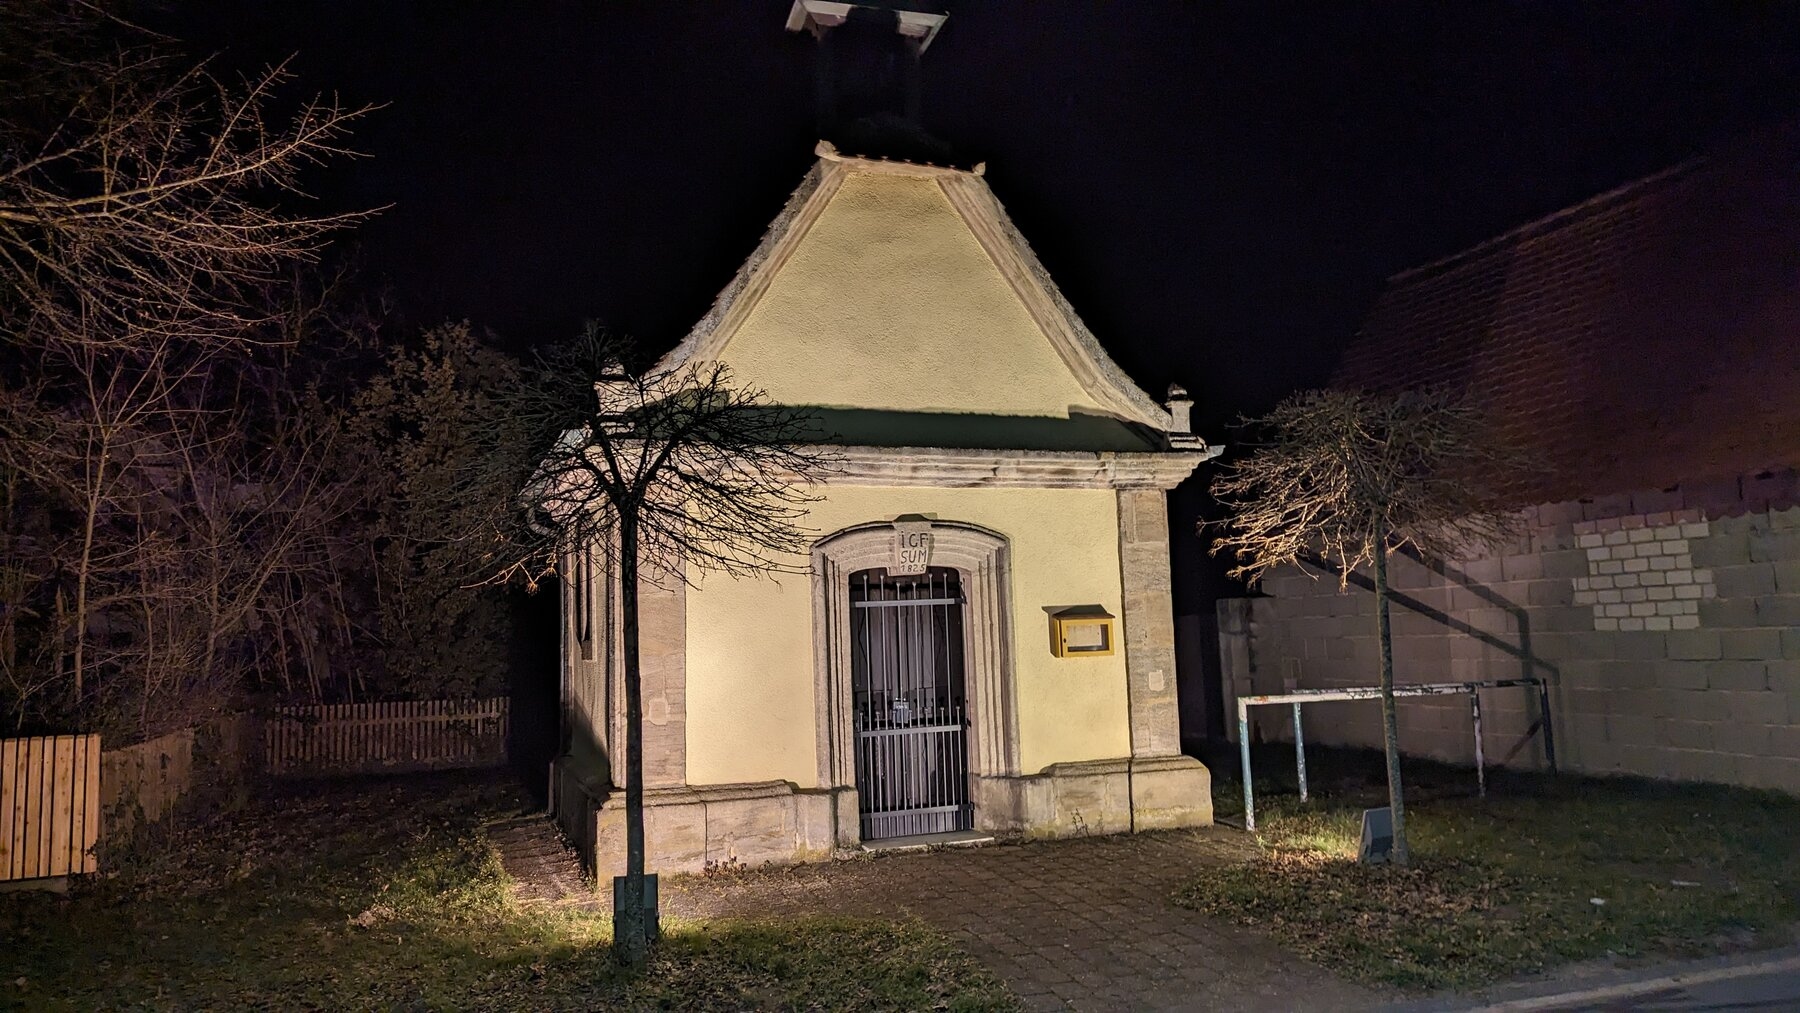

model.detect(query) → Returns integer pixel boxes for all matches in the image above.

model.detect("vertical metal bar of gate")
[851,568,971,840]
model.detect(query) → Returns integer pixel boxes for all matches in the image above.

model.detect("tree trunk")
[70,435,109,703]
[613,512,650,965]
[1372,536,1410,866]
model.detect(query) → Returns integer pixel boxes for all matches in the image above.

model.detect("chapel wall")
[682,483,1134,788]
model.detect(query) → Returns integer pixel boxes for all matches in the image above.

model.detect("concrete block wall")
[1219,488,1800,794]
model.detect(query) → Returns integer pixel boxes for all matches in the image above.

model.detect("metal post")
[1537,681,1558,774]
[1238,700,1255,832]
[1470,690,1485,799]
[1293,702,1308,803]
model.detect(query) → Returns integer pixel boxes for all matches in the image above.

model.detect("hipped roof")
[655,141,1175,436]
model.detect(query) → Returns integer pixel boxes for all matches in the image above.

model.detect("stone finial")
[594,360,635,434]
[1165,383,1194,435]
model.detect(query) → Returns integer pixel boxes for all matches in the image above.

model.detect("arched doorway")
[849,566,971,840]
[811,521,1017,846]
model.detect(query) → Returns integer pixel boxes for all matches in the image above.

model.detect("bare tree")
[0,3,371,358]
[499,332,831,966]
[1209,387,1521,865]
[0,0,373,734]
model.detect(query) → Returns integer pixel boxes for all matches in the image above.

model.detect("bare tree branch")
[0,2,375,737]
[1209,386,1525,588]
[493,331,835,592]
[1206,386,1526,867]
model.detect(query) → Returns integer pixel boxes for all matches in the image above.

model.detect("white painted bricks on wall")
[1574,514,1717,631]
[1219,504,1800,794]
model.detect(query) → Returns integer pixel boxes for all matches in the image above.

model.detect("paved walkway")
[492,816,1382,1011]
[668,829,1382,1011]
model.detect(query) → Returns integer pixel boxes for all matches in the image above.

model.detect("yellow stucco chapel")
[551,1,1219,874]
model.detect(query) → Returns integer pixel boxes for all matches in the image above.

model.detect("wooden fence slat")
[63,735,80,877]
[66,735,82,877]
[79,734,100,874]
[13,737,29,880]
[1,738,16,880]
[25,735,44,879]
[10,738,25,880]
[47,736,72,877]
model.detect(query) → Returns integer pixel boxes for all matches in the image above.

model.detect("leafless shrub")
[0,1,373,737]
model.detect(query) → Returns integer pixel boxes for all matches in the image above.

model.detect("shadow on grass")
[1,770,1015,1012]
[1180,746,1800,992]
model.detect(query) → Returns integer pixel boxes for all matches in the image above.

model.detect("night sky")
[158,1,1800,423]
[153,2,1800,695]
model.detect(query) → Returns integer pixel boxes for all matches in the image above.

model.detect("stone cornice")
[815,444,1221,490]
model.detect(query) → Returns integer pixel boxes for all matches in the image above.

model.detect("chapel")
[551,1,1218,872]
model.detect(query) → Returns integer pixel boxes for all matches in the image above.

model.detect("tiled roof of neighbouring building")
[1333,123,1800,509]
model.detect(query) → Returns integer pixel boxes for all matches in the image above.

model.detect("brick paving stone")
[658,827,1386,1011]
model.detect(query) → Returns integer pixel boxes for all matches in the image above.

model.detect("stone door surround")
[810,521,1019,809]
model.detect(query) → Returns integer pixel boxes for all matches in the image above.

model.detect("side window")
[574,547,595,660]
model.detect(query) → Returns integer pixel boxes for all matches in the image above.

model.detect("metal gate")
[851,566,972,840]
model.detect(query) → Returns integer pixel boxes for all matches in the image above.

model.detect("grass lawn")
[0,771,1015,1011]
[1178,747,1800,991]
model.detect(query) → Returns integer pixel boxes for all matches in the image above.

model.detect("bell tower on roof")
[786,1,954,164]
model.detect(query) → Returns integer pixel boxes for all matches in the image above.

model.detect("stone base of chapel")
[551,753,1212,878]
[973,754,1214,837]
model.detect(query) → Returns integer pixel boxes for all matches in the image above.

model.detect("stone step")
[482,813,599,908]
[862,829,995,853]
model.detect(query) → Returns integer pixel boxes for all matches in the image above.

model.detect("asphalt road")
[1382,948,1800,1013]
[1449,950,1800,1012]
[1548,962,1800,1011]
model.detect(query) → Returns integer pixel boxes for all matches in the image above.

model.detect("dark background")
[153,0,1800,739]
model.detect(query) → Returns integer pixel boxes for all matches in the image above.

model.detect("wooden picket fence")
[2,734,101,883]
[264,698,509,777]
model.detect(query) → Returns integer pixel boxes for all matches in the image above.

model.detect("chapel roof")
[1333,122,1800,508]
[656,141,1184,447]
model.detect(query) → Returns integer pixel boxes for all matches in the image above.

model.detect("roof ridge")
[1385,155,1709,285]
[815,139,984,176]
